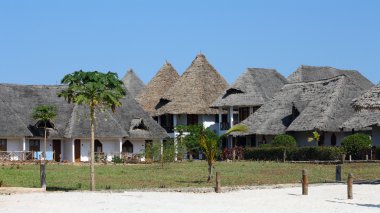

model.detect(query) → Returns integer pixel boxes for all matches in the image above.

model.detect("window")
[29,139,40,151]
[0,139,7,151]
[239,107,250,122]
[187,114,198,126]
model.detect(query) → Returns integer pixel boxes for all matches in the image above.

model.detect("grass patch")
[1,161,379,190]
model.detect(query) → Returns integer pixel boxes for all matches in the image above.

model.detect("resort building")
[122,69,145,99]
[342,83,380,146]
[233,66,373,147]
[211,68,287,148]
[0,84,167,162]
[154,53,229,137]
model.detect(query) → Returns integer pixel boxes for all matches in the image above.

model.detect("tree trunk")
[207,162,213,182]
[44,125,47,161]
[90,107,95,191]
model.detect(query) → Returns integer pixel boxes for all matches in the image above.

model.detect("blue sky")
[0,0,379,85]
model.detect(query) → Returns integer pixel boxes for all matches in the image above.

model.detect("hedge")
[243,147,344,161]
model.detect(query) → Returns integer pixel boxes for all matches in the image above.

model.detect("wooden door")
[74,139,81,162]
[53,140,61,162]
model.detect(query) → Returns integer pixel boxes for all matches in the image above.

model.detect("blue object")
[33,151,54,160]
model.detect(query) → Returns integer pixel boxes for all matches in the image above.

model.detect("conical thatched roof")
[211,68,287,108]
[156,53,229,115]
[0,83,167,139]
[136,62,180,116]
[288,65,373,88]
[122,69,145,98]
[234,74,373,136]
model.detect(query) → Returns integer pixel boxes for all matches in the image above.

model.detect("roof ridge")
[285,74,346,85]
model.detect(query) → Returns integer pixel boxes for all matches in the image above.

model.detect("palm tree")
[200,124,247,182]
[32,105,58,161]
[58,70,126,191]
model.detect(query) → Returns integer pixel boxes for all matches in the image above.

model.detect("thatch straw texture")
[342,110,380,130]
[122,69,145,98]
[0,84,167,139]
[136,62,180,116]
[288,65,373,88]
[234,74,373,136]
[351,84,380,111]
[156,53,228,115]
[211,68,287,108]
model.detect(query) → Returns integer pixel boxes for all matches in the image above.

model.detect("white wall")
[6,138,23,151]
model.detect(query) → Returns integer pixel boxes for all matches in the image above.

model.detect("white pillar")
[229,106,234,128]
[119,138,123,157]
[157,116,161,125]
[173,114,178,161]
[22,137,26,151]
[218,108,222,136]
[249,107,254,115]
[160,139,163,156]
[72,139,75,163]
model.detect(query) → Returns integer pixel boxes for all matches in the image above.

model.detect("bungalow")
[342,83,380,146]
[0,83,168,162]
[154,53,229,137]
[211,68,287,148]
[233,66,373,147]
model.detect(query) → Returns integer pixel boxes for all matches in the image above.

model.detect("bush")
[111,156,123,164]
[341,134,372,159]
[244,146,344,161]
[272,134,297,148]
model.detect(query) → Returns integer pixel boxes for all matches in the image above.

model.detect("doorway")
[74,139,81,162]
[53,140,61,162]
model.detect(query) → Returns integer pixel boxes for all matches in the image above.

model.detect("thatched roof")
[122,69,145,98]
[136,62,180,116]
[211,68,287,108]
[0,84,167,139]
[156,53,228,115]
[351,84,380,111]
[234,74,373,136]
[288,65,373,88]
[341,84,380,130]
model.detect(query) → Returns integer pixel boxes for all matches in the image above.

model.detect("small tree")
[341,133,372,159]
[200,124,247,182]
[272,134,297,148]
[58,71,126,191]
[32,105,58,160]
[308,131,320,145]
[175,125,202,160]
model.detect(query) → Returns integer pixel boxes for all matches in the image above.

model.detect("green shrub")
[272,134,297,148]
[341,133,372,159]
[244,146,343,161]
[111,156,123,164]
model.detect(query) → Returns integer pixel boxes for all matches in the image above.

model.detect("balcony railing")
[0,151,33,161]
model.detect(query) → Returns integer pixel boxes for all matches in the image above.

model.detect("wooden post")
[40,163,46,190]
[336,165,342,182]
[215,172,221,193]
[366,155,369,161]
[341,154,346,164]
[302,169,308,195]
[347,173,353,199]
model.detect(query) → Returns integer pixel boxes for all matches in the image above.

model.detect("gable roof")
[211,68,287,108]
[122,69,145,98]
[136,62,180,116]
[0,84,167,139]
[234,74,373,136]
[156,53,228,115]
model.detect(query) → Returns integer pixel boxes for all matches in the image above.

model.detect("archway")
[94,140,103,152]
[122,140,133,153]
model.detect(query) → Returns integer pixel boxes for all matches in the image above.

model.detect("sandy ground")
[1,184,380,213]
